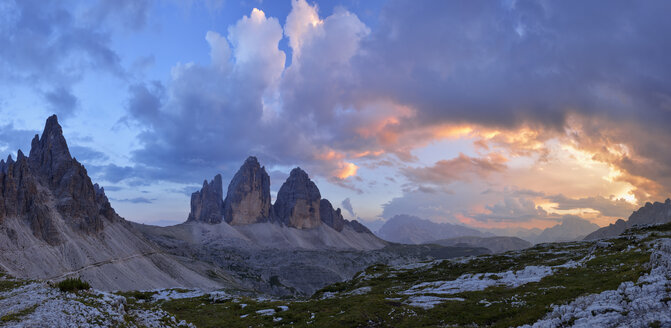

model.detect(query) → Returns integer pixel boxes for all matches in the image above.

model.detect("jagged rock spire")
[319,199,345,232]
[187,174,225,224]
[223,156,273,225]
[0,115,119,244]
[274,167,322,229]
[28,115,73,180]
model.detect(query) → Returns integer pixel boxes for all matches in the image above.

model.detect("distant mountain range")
[376,215,491,244]
[534,216,599,243]
[375,214,601,245]
[429,236,532,253]
[585,199,671,240]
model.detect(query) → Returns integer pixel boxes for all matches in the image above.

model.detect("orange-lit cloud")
[335,162,358,179]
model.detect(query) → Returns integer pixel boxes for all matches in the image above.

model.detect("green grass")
[0,279,24,293]
[56,277,91,293]
[0,304,39,322]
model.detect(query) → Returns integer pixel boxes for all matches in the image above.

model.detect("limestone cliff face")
[223,156,273,225]
[274,168,322,229]
[187,175,225,224]
[0,115,119,244]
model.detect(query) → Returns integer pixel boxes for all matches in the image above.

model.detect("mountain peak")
[274,166,322,229]
[244,156,260,165]
[289,167,309,179]
[187,174,225,224]
[29,114,72,173]
[223,157,273,225]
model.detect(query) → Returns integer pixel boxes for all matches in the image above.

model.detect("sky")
[1,0,670,230]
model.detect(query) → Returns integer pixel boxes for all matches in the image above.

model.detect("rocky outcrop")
[0,115,117,244]
[319,199,345,231]
[319,198,371,233]
[187,175,225,224]
[223,156,273,225]
[585,199,671,240]
[274,168,322,229]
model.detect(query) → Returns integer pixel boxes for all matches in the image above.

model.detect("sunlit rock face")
[187,175,225,224]
[274,167,322,229]
[223,156,273,225]
[0,115,118,245]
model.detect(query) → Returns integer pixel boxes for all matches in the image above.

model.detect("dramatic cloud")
[120,1,373,185]
[545,194,638,219]
[402,153,507,190]
[3,0,670,227]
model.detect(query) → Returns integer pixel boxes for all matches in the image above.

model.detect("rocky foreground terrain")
[1,221,670,327]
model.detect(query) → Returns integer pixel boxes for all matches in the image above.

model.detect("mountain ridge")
[0,115,226,291]
[585,199,671,240]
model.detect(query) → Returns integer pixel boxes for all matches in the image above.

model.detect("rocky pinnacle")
[187,174,225,224]
[0,115,119,244]
[223,156,273,225]
[273,167,322,229]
